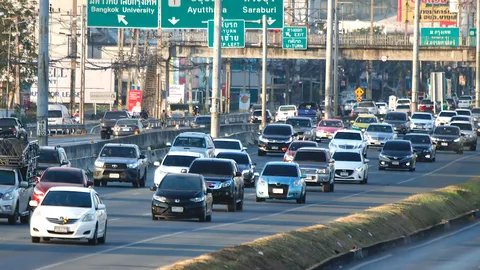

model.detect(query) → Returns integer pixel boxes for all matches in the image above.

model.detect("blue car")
[255,162,307,204]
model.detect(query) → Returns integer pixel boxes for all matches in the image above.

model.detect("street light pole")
[324,0,334,119]
[37,0,49,146]
[261,15,268,128]
[210,0,222,138]
[411,0,420,113]
[476,0,480,107]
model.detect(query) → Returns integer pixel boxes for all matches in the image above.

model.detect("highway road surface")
[2,143,480,270]
[346,221,480,270]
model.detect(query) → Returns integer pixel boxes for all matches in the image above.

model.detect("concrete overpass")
[161,32,476,62]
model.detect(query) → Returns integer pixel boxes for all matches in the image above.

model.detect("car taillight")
[294,111,297,116]
[134,126,140,134]
[113,125,120,131]
[11,127,16,134]
[62,118,65,124]
[275,112,278,116]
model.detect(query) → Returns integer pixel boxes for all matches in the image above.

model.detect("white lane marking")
[347,222,480,270]
[35,152,480,270]
[109,218,120,221]
[141,213,150,216]
[132,193,140,195]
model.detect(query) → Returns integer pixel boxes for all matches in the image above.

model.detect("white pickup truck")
[275,105,297,122]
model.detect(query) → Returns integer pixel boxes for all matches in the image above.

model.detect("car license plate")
[340,172,348,177]
[54,226,68,233]
[171,207,183,213]
[392,161,400,165]
[271,146,279,150]
[199,125,206,128]
[441,143,448,146]
[109,173,120,179]
[375,141,381,145]
[272,188,283,194]
[122,128,130,131]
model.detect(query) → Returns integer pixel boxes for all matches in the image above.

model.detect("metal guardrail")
[160,32,475,48]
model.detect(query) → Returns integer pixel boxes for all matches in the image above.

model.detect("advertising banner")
[128,90,143,115]
[238,91,251,112]
[397,0,457,26]
[168,84,185,104]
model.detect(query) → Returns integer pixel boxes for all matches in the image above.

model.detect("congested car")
[29,187,107,245]
[332,150,369,184]
[403,133,436,162]
[275,105,297,122]
[449,115,473,125]
[283,140,318,162]
[418,99,436,112]
[258,124,296,156]
[397,98,411,107]
[375,102,389,116]
[315,119,344,142]
[343,100,356,115]
[410,112,435,133]
[445,98,457,110]
[355,101,378,115]
[457,95,473,109]
[112,119,145,137]
[435,110,457,126]
[471,107,480,134]
[250,109,273,124]
[37,146,71,176]
[450,121,477,151]
[379,140,417,171]
[213,138,246,156]
[431,125,464,154]
[216,151,256,187]
[329,130,367,158]
[455,109,472,117]
[384,111,411,134]
[33,167,93,204]
[151,173,213,222]
[351,114,379,132]
[191,115,211,128]
[364,123,396,148]
[396,104,411,116]
[293,147,335,192]
[169,132,215,158]
[297,102,321,120]
[0,117,28,141]
[152,152,202,188]
[285,117,316,141]
[255,162,306,204]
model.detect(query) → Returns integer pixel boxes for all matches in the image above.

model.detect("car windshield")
[214,140,241,150]
[357,102,375,108]
[298,103,318,110]
[48,110,62,118]
[0,170,15,185]
[189,161,233,176]
[195,117,211,124]
[253,110,270,116]
[0,119,16,127]
[279,106,296,111]
[412,114,432,120]
[439,111,456,117]
[173,137,206,148]
[356,117,377,123]
[376,103,387,108]
[294,151,327,163]
[288,141,317,151]
[41,191,92,208]
[319,120,343,127]
[451,117,469,122]
[332,152,362,162]
[334,132,362,140]
[100,146,137,158]
[286,118,311,127]
[116,119,138,126]
[434,126,460,136]
[263,126,291,136]
[459,96,472,100]
[157,175,201,191]
[383,142,411,151]
[262,165,298,177]
[421,100,433,104]
[104,111,128,119]
[162,155,198,167]
[456,111,471,116]
[398,99,410,104]
[38,150,60,164]
[41,170,83,184]
[403,135,431,144]
[385,113,407,121]
[472,108,480,114]
[216,153,249,165]
[450,123,473,131]
[367,125,393,133]
[397,105,410,110]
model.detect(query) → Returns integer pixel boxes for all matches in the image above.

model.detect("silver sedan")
[113,119,146,136]
[364,123,396,148]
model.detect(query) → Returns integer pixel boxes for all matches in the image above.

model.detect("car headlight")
[190,196,205,203]
[222,180,233,188]
[259,136,268,143]
[329,143,338,149]
[286,137,293,143]
[379,154,389,160]
[153,195,167,202]
[127,163,138,168]
[316,168,327,174]
[454,138,461,142]
[304,131,312,136]
[82,214,95,222]
[404,155,413,159]
[2,191,13,200]
[94,161,104,168]
[242,169,250,175]
[293,180,302,186]
[355,166,364,172]
[258,179,267,186]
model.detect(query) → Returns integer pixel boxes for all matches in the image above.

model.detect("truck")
[99,110,131,139]
[297,102,322,122]
[0,138,39,224]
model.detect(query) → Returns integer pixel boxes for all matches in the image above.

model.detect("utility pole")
[286,62,291,104]
[261,15,268,128]
[117,29,124,110]
[135,29,140,88]
[188,62,193,115]
[155,25,162,118]
[37,0,49,146]
[79,4,86,124]
[126,29,135,109]
[411,0,420,113]
[210,0,222,138]
[370,0,374,43]
[5,24,12,115]
[324,0,334,119]
[226,59,231,113]
[69,0,77,116]
[14,17,20,109]
[476,0,480,107]
[205,59,210,114]
[333,0,339,116]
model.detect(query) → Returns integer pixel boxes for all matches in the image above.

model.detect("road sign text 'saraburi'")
[161,0,284,29]
[88,0,159,29]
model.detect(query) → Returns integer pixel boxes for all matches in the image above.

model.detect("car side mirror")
[29,200,38,207]
[180,169,188,173]
[153,161,161,167]
[242,147,247,151]
[301,174,307,179]
[19,181,29,188]
[235,171,242,177]
[293,133,298,137]
[329,159,335,163]
[364,159,370,163]
[87,180,93,187]
[97,204,106,210]
[461,133,466,137]
[254,172,260,178]
[139,154,146,159]
[61,160,69,165]
[92,153,98,158]
[149,186,157,191]
[166,142,172,147]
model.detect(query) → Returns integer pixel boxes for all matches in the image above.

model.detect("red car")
[316,119,345,142]
[283,140,319,162]
[418,99,436,112]
[33,167,93,204]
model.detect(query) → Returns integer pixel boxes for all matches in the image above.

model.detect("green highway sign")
[161,0,283,29]
[469,28,476,47]
[208,20,245,48]
[469,28,476,36]
[282,26,308,50]
[420,27,459,47]
[87,0,158,29]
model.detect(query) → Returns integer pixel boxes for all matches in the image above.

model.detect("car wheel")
[98,222,107,244]
[255,196,265,202]
[106,133,111,140]
[101,180,108,186]
[206,212,212,222]
[236,196,244,211]
[322,182,331,193]
[31,237,40,243]
[132,181,139,188]
[361,173,368,185]
[152,215,159,221]
[20,206,32,224]
[457,149,464,154]
[257,149,266,156]
[100,131,106,139]
[470,144,477,151]
[227,195,236,212]
[302,192,307,204]
[330,182,335,192]
[379,167,385,171]
[8,205,18,225]
[140,170,147,188]
[88,224,98,245]
[432,156,436,162]
[43,237,50,241]
[94,180,100,187]
[409,166,416,172]
[199,209,207,222]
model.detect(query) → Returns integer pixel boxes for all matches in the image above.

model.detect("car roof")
[368,123,392,127]
[40,146,59,151]
[335,129,362,134]
[291,140,317,144]
[103,143,137,147]
[45,167,82,173]
[213,138,241,143]
[177,132,209,138]
[194,158,233,164]
[320,119,342,122]
[286,117,312,121]
[387,111,407,115]
[357,114,377,118]
[163,173,201,180]
[439,110,456,113]
[456,109,471,111]
[216,151,249,157]
[265,161,298,167]
[450,121,473,125]
[296,147,328,152]
[404,133,430,137]
[166,151,203,157]
[265,123,292,128]
[332,149,362,154]
[385,140,411,145]
[48,186,92,193]
[412,112,432,115]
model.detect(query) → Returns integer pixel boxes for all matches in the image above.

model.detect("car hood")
[412,143,432,151]
[334,161,363,170]
[317,126,342,133]
[37,163,59,170]
[295,162,328,169]
[214,148,242,156]
[292,127,312,133]
[353,123,370,128]
[154,190,201,200]
[436,116,452,122]
[0,185,15,195]
[411,119,433,125]
[36,182,85,193]
[460,130,475,135]
[330,139,364,148]
[238,164,250,171]
[431,135,460,140]
[169,147,206,157]
[381,150,413,157]
[366,132,394,139]
[261,176,299,185]
[203,176,233,182]
[96,157,138,163]
[261,134,292,140]
[156,165,189,174]
[384,120,407,125]
[37,206,91,220]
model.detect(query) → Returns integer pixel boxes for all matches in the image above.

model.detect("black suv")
[383,112,411,134]
[216,152,256,187]
[100,110,131,139]
[431,126,464,154]
[37,146,71,175]
[188,158,244,212]
[0,117,28,141]
[258,124,296,156]
[379,140,417,171]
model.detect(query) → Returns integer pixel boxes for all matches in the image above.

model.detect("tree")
[351,26,385,35]
[0,0,37,109]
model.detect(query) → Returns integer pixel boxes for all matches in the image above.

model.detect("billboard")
[238,91,251,113]
[168,84,185,104]
[128,90,143,114]
[397,0,457,26]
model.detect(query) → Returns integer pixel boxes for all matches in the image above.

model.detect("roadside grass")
[159,179,480,270]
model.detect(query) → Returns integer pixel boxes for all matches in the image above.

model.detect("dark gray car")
[285,117,316,141]
[384,112,411,134]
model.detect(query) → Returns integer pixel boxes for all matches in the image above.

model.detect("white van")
[48,104,73,125]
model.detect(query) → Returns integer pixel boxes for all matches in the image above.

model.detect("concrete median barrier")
[159,178,480,270]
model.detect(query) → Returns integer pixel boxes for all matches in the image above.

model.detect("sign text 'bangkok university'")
[88,0,159,29]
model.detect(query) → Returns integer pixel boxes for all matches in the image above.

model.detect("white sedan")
[329,130,367,158]
[332,150,369,184]
[213,138,247,156]
[29,186,108,245]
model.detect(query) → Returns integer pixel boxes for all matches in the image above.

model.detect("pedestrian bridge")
[161,32,475,62]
